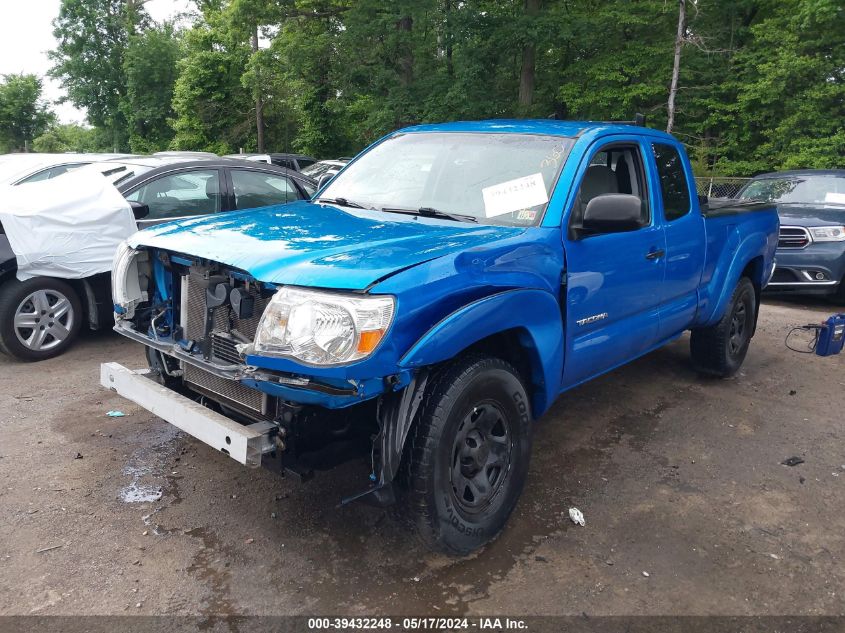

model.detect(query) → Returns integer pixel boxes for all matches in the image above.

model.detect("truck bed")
[701,199,774,218]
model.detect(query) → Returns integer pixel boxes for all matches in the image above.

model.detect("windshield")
[319,132,573,226]
[739,175,845,206]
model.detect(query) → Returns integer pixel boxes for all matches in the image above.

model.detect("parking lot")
[0,297,843,618]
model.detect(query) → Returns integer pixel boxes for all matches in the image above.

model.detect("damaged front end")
[107,243,421,504]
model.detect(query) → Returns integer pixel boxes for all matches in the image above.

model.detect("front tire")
[404,354,532,555]
[690,276,756,378]
[0,277,83,361]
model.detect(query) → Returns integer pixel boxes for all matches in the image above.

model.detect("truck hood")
[777,203,845,227]
[129,201,524,290]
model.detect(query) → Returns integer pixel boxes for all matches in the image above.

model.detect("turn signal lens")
[357,329,386,355]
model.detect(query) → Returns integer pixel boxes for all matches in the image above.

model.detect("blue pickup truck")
[102,120,778,554]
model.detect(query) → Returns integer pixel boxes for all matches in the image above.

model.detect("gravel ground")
[0,297,843,619]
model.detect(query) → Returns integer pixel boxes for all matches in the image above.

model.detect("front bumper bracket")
[100,362,275,467]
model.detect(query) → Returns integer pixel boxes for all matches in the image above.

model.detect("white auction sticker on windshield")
[482,173,548,217]
[825,192,845,204]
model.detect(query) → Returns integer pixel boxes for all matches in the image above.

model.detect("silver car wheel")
[13,289,75,351]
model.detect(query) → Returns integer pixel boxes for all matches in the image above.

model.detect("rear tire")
[403,354,532,555]
[690,276,756,378]
[0,277,83,361]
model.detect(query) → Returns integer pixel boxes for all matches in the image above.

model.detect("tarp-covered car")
[0,156,316,361]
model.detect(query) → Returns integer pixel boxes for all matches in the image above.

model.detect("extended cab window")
[231,169,300,210]
[652,143,691,221]
[126,170,221,220]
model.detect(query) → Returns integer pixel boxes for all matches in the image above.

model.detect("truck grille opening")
[778,226,810,249]
[181,271,273,420]
[183,363,268,417]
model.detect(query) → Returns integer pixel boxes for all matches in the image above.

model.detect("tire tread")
[403,353,526,555]
[690,276,755,377]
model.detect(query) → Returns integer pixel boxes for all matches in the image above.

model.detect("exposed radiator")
[181,271,272,419]
[183,363,267,417]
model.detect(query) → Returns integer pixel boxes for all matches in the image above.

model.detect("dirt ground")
[1,297,843,619]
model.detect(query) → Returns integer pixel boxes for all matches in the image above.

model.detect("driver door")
[561,138,666,388]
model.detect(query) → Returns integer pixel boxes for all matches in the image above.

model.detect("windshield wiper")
[381,206,478,223]
[316,196,368,209]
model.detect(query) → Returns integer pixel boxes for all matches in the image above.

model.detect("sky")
[0,0,194,124]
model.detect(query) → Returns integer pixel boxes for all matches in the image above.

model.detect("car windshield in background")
[301,162,335,179]
[319,132,574,226]
[740,175,845,206]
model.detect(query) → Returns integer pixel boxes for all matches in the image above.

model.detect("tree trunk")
[124,0,150,36]
[518,0,541,108]
[444,0,453,77]
[396,15,414,87]
[666,0,686,134]
[252,25,265,153]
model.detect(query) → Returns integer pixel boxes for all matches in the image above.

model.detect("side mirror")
[129,200,150,220]
[581,194,644,235]
[317,173,334,191]
[698,194,709,207]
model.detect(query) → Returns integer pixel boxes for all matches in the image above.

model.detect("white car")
[0,153,132,187]
[300,159,350,183]
[223,153,317,172]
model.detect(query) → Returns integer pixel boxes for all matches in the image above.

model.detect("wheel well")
[741,257,763,334]
[68,273,111,330]
[462,328,545,416]
[63,279,97,330]
[741,257,763,292]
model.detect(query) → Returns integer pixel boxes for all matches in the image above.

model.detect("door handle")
[645,249,665,260]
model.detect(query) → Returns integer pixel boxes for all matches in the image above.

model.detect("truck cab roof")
[399,119,677,141]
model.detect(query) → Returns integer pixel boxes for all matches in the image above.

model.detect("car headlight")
[809,225,845,242]
[253,287,395,365]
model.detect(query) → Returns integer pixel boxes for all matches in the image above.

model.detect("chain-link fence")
[694,177,751,200]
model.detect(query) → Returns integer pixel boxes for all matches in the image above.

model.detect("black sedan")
[105,155,316,227]
[0,156,316,361]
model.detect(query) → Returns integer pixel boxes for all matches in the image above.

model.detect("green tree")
[716,0,845,173]
[49,0,150,150]
[32,123,111,153]
[170,6,253,153]
[553,0,678,124]
[269,0,353,156]
[123,23,183,152]
[0,74,55,153]
[45,0,845,172]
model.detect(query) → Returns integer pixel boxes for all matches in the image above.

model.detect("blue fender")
[698,229,768,327]
[398,289,563,417]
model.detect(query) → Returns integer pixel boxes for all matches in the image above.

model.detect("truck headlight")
[809,226,845,242]
[112,241,147,319]
[253,287,395,365]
